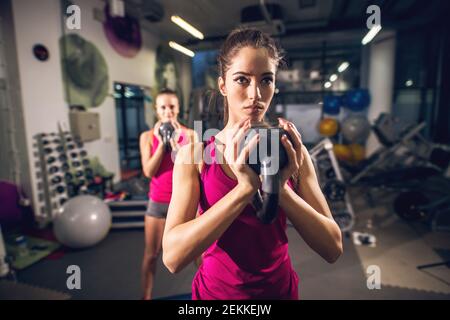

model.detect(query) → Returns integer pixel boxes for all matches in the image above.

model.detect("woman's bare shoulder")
[140,129,154,141]
[176,142,205,173]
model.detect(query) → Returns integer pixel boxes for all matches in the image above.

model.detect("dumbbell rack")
[310,138,355,233]
[32,131,92,225]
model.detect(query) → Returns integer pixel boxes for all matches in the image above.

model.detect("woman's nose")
[248,83,262,102]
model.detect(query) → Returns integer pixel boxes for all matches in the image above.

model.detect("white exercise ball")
[341,114,371,143]
[53,195,111,249]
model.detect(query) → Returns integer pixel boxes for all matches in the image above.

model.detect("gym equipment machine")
[310,138,355,232]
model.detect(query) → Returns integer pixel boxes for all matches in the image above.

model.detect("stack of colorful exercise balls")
[333,143,366,165]
[339,89,371,164]
[318,89,372,165]
[318,95,341,137]
[343,89,371,112]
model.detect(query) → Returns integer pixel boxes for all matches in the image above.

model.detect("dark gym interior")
[0,0,449,301]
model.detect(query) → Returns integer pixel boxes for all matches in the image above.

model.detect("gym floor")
[11,186,450,300]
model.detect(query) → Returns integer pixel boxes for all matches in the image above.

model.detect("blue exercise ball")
[344,89,371,112]
[53,195,111,249]
[323,95,342,115]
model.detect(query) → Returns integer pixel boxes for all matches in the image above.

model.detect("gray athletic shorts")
[146,200,169,219]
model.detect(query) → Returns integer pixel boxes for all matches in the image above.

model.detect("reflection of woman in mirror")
[140,89,197,300]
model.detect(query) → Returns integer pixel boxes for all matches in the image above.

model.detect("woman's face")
[155,93,179,122]
[219,46,277,125]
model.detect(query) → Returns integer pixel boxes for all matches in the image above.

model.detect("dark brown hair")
[216,27,285,124]
[154,88,179,109]
[157,88,177,96]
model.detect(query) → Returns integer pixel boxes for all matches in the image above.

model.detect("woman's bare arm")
[280,145,343,263]
[139,130,165,178]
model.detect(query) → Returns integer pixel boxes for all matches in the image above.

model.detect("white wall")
[11,0,191,222]
[366,30,396,156]
[11,0,69,218]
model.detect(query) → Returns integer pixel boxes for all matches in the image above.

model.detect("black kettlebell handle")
[252,161,282,224]
[159,122,175,152]
[247,125,292,224]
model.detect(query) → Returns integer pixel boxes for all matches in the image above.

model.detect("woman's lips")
[244,105,264,114]
[244,108,262,115]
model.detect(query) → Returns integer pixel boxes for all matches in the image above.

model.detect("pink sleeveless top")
[148,128,189,203]
[192,136,299,300]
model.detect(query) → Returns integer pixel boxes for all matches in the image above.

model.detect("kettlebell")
[159,122,175,151]
[246,124,291,224]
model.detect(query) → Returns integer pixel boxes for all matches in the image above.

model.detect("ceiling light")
[169,41,195,57]
[171,15,204,40]
[338,62,349,73]
[324,82,332,89]
[310,70,320,79]
[330,74,338,82]
[362,25,382,45]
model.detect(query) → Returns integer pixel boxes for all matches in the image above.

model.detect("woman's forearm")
[279,186,343,263]
[142,144,165,178]
[163,183,255,273]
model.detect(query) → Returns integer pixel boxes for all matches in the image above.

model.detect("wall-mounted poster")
[60,34,109,108]
[154,45,184,115]
[103,4,142,58]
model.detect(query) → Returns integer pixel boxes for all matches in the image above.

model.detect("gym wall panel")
[284,104,322,145]
[366,30,396,157]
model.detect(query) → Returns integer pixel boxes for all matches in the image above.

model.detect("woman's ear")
[218,77,227,96]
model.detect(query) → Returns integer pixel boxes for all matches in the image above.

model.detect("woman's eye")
[235,77,249,85]
[262,78,274,85]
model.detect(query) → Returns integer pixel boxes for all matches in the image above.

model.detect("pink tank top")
[192,136,299,300]
[148,128,189,203]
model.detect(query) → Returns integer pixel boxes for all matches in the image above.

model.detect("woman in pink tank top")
[139,88,195,300]
[163,28,343,300]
